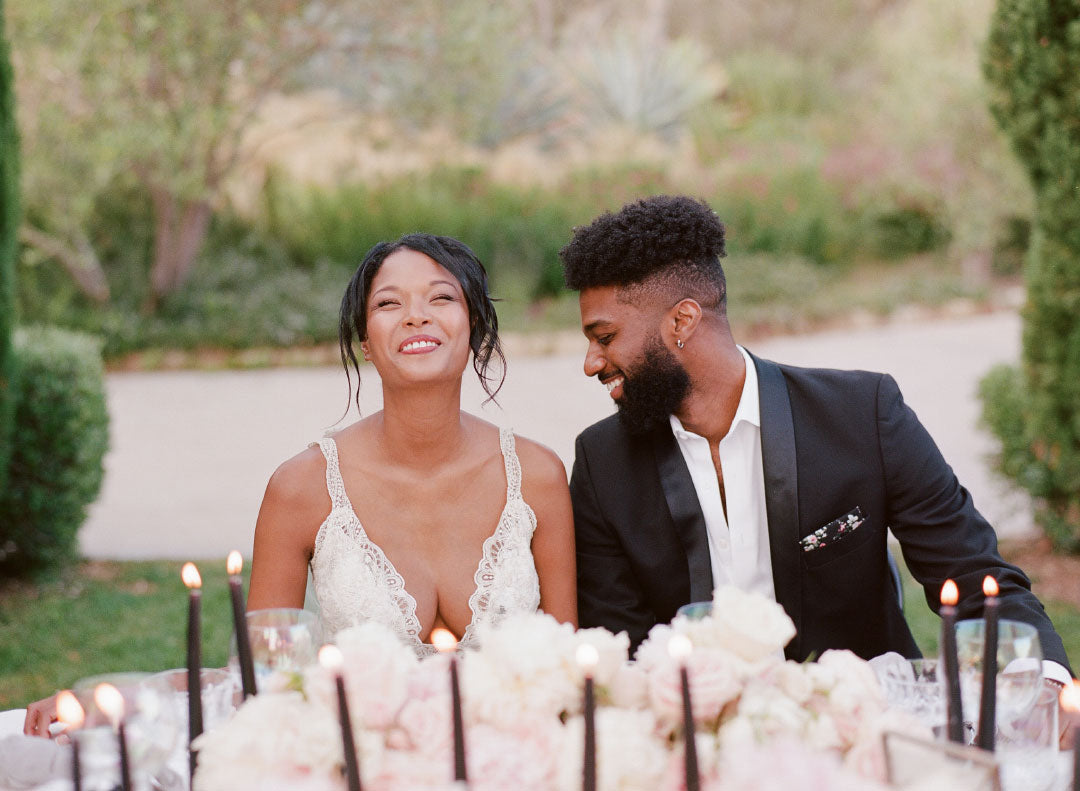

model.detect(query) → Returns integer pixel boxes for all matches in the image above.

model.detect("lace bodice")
[309,427,541,656]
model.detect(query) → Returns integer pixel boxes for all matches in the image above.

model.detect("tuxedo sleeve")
[875,374,1072,672]
[570,433,657,651]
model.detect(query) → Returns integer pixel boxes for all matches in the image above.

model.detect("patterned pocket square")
[800,506,866,552]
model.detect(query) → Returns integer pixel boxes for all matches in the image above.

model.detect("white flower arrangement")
[193,586,917,790]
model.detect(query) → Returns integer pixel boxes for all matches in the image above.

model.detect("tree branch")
[19,225,110,304]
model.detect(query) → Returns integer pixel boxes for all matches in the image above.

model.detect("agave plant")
[565,21,725,139]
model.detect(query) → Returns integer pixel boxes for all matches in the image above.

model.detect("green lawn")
[898,557,1080,669]
[2,556,1076,709]
[0,561,247,709]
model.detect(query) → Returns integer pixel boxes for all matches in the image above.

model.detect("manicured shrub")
[981,0,1080,551]
[0,0,20,491]
[0,327,109,577]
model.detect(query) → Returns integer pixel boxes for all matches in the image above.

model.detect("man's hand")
[22,694,59,738]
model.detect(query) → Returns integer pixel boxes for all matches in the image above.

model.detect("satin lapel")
[752,353,803,658]
[653,425,714,604]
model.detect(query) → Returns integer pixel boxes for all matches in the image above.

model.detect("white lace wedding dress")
[308,427,542,656]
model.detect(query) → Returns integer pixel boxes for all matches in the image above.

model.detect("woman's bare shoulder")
[512,433,569,490]
[263,444,330,515]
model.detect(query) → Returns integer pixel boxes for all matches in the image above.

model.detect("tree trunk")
[144,186,211,314]
[19,224,110,303]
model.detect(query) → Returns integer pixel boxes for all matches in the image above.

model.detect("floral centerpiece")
[193,586,928,790]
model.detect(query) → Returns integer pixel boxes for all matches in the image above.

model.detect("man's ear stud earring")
[676,338,684,349]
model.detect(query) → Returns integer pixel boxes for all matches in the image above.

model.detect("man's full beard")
[615,335,691,436]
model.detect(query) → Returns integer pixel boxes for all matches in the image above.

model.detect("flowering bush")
[194,586,921,790]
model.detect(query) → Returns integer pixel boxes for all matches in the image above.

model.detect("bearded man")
[560,195,1071,687]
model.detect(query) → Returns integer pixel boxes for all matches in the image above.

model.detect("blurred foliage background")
[6,0,1033,360]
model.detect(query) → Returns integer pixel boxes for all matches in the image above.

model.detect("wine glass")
[873,657,945,734]
[142,667,239,788]
[675,601,714,621]
[71,671,180,791]
[995,683,1060,791]
[953,619,1043,741]
[229,607,322,693]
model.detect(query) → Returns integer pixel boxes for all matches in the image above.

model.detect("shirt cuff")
[1042,660,1072,686]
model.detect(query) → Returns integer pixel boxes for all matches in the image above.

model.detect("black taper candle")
[680,665,700,791]
[70,733,82,791]
[335,674,363,791]
[227,552,257,699]
[940,580,964,743]
[977,577,999,751]
[183,562,204,782]
[450,655,467,784]
[583,674,596,791]
[117,720,132,791]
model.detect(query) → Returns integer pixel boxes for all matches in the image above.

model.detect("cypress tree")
[982,0,1080,549]
[0,0,21,491]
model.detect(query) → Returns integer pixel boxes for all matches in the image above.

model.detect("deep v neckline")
[316,429,519,651]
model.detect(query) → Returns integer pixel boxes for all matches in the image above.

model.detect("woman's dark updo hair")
[339,233,505,411]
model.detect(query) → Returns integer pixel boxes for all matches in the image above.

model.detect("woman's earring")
[361,344,371,360]
[676,338,684,349]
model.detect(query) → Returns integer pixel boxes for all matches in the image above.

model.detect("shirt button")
[715,538,730,551]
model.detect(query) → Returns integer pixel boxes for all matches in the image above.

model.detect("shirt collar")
[670,345,760,439]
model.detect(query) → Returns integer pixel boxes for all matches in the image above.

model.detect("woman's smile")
[399,335,442,354]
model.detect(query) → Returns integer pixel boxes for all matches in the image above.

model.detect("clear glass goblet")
[675,601,714,621]
[952,618,1043,742]
[874,657,946,734]
[142,667,239,788]
[996,683,1060,791]
[228,607,322,693]
[71,671,179,791]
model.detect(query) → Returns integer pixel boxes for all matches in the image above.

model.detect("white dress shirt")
[669,346,776,602]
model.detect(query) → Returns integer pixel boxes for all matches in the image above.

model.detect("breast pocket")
[799,506,874,569]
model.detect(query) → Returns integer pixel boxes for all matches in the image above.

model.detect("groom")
[561,195,1071,681]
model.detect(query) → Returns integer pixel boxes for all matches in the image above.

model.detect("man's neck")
[673,340,746,445]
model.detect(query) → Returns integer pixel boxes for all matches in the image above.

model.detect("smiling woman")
[246,232,577,659]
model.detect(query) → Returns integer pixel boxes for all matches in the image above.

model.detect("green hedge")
[981,0,1080,551]
[0,0,20,492]
[0,327,109,577]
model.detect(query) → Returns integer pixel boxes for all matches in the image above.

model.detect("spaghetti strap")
[498,427,523,500]
[315,436,351,512]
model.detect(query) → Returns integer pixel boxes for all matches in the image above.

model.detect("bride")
[246,233,577,652]
[23,233,574,735]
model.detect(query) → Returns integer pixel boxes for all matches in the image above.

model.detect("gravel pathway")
[78,309,1036,560]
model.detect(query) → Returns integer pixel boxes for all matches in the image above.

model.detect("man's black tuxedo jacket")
[570,352,1070,669]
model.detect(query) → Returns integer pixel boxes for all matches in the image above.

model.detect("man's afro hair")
[560,195,726,291]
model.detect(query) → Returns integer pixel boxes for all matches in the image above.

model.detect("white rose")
[303,621,416,731]
[608,662,649,710]
[573,627,630,686]
[704,586,796,662]
[647,651,743,729]
[193,692,341,790]
[768,661,814,704]
[558,708,669,791]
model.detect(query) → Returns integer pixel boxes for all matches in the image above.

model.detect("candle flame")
[226,551,243,576]
[318,644,344,670]
[668,633,693,661]
[181,562,202,589]
[940,579,959,606]
[575,643,600,670]
[1060,680,1080,714]
[56,691,85,729]
[982,576,999,597]
[431,628,458,653]
[93,683,125,725]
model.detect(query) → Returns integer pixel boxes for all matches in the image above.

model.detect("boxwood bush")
[981,0,1080,551]
[0,326,109,577]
